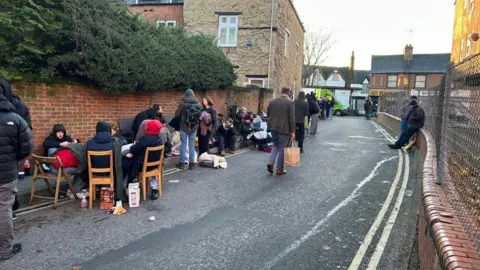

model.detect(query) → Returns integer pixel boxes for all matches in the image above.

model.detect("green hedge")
[0,0,236,93]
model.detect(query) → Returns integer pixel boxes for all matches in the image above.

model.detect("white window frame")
[415,75,426,89]
[284,29,291,58]
[332,72,340,81]
[387,75,398,88]
[217,15,239,47]
[157,20,176,27]
[470,0,474,12]
[248,78,265,88]
[466,38,471,57]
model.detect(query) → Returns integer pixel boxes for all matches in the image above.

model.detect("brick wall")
[12,83,272,155]
[128,4,184,26]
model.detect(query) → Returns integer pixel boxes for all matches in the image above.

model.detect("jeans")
[400,120,408,133]
[328,107,334,119]
[395,127,419,147]
[269,131,290,170]
[0,181,16,259]
[180,130,197,164]
[295,123,305,150]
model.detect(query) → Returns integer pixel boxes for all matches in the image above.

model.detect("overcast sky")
[294,0,455,70]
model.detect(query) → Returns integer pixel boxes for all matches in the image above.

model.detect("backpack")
[183,102,202,129]
[201,112,212,126]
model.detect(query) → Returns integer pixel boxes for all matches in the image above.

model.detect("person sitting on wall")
[388,99,425,149]
[42,124,79,171]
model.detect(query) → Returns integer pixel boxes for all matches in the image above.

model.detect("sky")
[294,0,455,70]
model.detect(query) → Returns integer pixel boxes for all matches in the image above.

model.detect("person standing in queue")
[266,87,295,176]
[294,91,309,153]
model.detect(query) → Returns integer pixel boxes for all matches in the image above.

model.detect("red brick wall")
[12,83,271,155]
[128,4,184,26]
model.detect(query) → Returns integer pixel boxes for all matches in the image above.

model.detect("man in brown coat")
[267,87,295,175]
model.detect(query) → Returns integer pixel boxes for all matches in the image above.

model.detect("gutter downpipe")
[267,0,275,90]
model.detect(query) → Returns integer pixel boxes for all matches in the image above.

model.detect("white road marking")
[330,148,347,151]
[263,155,398,269]
[348,136,389,141]
[348,121,403,270]
[366,122,410,270]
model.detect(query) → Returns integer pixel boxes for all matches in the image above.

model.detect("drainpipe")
[267,0,275,89]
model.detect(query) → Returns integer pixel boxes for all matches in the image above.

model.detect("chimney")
[404,44,413,61]
[349,51,355,87]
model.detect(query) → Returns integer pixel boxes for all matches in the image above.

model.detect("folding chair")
[87,151,114,209]
[30,154,78,209]
[138,146,165,201]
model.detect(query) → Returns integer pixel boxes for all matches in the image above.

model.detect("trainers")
[388,144,400,149]
[176,163,185,169]
[276,169,287,176]
[0,243,22,261]
[41,164,50,172]
[151,189,159,200]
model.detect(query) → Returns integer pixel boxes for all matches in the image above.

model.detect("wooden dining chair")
[87,150,114,209]
[138,145,165,201]
[30,154,78,209]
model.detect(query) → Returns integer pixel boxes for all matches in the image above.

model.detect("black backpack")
[183,103,202,129]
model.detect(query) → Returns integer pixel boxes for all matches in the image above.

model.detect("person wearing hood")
[307,94,320,136]
[0,80,31,130]
[175,89,202,170]
[87,122,115,169]
[132,104,162,140]
[0,86,33,260]
[294,91,309,153]
[388,99,425,149]
[128,120,164,200]
[42,124,78,171]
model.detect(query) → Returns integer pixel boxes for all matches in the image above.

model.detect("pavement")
[2,117,421,270]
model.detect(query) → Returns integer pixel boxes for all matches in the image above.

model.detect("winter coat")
[267,95,295,135]
[0,93,34,184]
[132,104,160,139]
[407,105,425,129]
[400,100,412,121]
[87,122,115,169]
[307,98,320,115]
[175,89,202,134]
[364,100,372,111]
[130,135,164,167]
[42,124,74,155]
[0,80,32,129]
[294,92,309,124]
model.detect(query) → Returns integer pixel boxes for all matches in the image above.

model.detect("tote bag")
[284,138,300,167]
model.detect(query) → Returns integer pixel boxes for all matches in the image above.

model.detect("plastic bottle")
[24,160,31,176]
[80,189,88,209]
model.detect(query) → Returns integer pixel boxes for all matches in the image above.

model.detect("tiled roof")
[371,53,451,74]
[354,70,370,84]
[315,66,350,80]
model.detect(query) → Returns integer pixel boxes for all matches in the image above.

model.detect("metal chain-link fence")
[379,54,480,251]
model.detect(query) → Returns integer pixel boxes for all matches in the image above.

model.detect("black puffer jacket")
[42,124,74,156]
[87,122,115,169]
[132,104,160,139]
[0,93,34,184]
[0,80,32,129]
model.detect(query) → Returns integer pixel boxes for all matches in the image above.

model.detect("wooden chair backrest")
[141,145,165,173]
[32,154,64,177]
[87,150,114,174]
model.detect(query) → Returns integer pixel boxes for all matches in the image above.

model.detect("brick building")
[451,0,479,63]
[127,0,305,94]
[369,45,450,98]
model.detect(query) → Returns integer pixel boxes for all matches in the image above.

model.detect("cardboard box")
[100,187,115,210]
[128,183,140,208]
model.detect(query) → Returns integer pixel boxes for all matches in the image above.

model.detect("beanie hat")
[145,120,162,135]
[409,100,418,106]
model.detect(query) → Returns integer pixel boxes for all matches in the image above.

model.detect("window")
[415,75,426,88]
[295,42,299,64]
[464,0,468,14]
[466,38,471,57]
[218,16,238,47]
[460,39,464,59]
[470,0,474,12]
[332,73,340,81]
[157,20,176,27]
[284,29,290,57]
[387,75,398,88]
[248,78,265,88]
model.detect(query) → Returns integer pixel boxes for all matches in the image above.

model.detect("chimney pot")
[404,44,413,61]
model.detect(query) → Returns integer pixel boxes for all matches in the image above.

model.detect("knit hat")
[145,120,162,135]
[409,100,418,106]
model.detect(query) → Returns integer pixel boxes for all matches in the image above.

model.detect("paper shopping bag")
[284,139,301,167]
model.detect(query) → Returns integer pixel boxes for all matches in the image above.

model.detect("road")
[1,117,421,270]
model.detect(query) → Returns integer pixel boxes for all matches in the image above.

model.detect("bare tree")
[302,29,335,86]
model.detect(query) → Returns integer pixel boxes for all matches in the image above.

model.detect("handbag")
[284,138,301,167]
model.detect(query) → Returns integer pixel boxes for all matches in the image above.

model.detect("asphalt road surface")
[1,117,421,270]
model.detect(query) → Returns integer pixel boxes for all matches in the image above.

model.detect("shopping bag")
[284,138,300,167]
